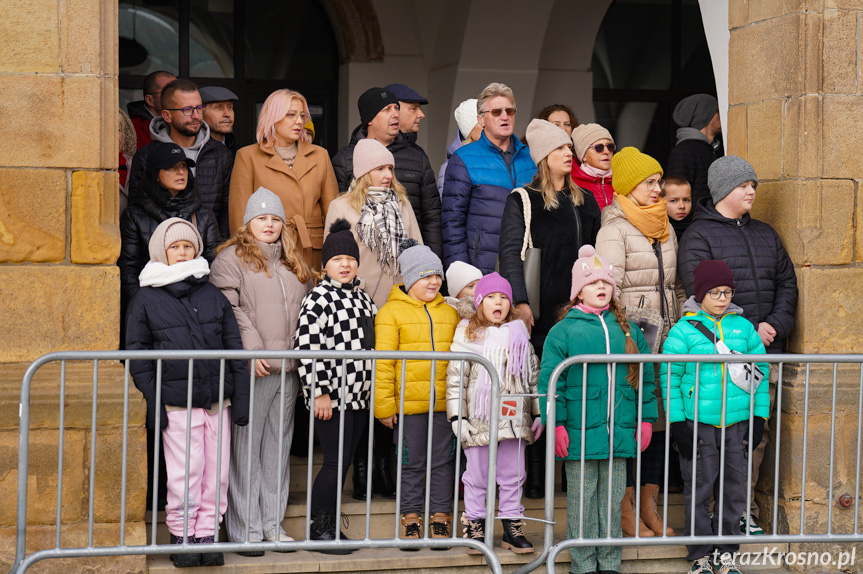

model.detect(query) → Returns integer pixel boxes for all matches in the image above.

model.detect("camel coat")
[228,140,339,270]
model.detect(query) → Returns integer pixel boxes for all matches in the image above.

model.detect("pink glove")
[531,417,545,440]
[637,421,653,452]
[554,425,569,458]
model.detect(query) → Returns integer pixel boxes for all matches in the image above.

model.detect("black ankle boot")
[196,536,224,566]
[461,514,486,555]
[169,533,201,567]
[501,519,534,554]
[352,455,368,501]
[372,455,397,499]
[310,509,354,555]
[524,438,545,499]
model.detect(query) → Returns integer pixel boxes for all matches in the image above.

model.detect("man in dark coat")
[666,94,722,210]
[331,87,442,259]
[127,79,234,239]
[127,70,176,151]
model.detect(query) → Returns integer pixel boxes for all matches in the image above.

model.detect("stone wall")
[0,1,146,572]
[729,1,863,568]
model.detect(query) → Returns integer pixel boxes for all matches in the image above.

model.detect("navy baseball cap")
[199,86,238,105]
[149,142,195,172]
[384,84,428,105]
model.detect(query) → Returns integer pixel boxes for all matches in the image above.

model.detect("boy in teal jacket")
[660,260,768,574]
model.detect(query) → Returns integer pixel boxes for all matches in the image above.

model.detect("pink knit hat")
[569,245,616,301]
[474,272,513,309]
[353,138,395,180]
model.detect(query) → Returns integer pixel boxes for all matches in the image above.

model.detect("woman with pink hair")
[228,89,338,270]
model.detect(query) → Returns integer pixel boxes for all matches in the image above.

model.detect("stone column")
[0,1,146,572]
[728,1,863,563]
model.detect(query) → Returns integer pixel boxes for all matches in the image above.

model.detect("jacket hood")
[126,99,153,120]
[675,127,711,145]
[599,196,626,226]
[150,117,211,153]
[692,195,752,227]
[132,168,201,221]
[386,284,446,308]
[682,295,744,316]
[445,135,462,160]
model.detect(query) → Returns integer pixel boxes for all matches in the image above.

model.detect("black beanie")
[322,219,360,265]
[358,87,400,126]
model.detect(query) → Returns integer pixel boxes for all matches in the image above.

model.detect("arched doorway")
[118,0,340,151]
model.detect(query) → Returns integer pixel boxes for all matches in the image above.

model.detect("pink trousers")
[463,438,526,520]
[162,408,231,538]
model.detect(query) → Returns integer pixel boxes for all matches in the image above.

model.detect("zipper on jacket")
[570,195,583,248]
[736,220,765,328]
[424,304,436,409]
[600,178,612,208]
[651,240,671,323]
[597,313,613,439]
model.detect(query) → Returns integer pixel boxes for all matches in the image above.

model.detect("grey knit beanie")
[525,119,572,166]
[707,156,758,205]
[243,187,286,225]
[673,94,718,129]
[397,239,443,291]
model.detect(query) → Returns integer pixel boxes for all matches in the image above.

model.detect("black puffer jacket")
[498,187,601,355]
[331,125,442,258]
[118,170,222,314]
[128,137,233,239]
[677,198,798,353]
[126,275,250,429]
[666,138,717,206]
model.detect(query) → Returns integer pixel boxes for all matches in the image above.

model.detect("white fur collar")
[138,258,210,288]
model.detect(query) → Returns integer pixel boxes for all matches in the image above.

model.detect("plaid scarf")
[355,187,407,276]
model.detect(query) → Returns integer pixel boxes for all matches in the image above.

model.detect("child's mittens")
[475,380,492,421]
[554,425,569,458]
[231,406,249,427]
[637,421,653,452]
[531,417,545,440]
[671,421,693,460]
[452,419,477,442]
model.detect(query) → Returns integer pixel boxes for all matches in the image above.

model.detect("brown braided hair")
[556,296,641,388]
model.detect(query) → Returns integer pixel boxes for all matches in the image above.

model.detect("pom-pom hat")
[322,218,360,265]
[570,245,616,301]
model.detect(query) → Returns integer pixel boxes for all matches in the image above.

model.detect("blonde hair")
[256,89,311,148]
[216,219,312,283]
[465,297,522,343]
[477,82,516,113]
[527,158,585,210]
[556,297,641,388]
[346,172,409,212]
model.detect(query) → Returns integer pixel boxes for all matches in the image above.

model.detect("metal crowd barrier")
[10,349,504,574]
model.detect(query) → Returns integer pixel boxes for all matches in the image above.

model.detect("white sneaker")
[716,552,742,574]
[739,513,764,535]
[264,532,295,553]
[689,556,715,574]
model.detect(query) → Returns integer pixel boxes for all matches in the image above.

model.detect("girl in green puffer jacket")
[538,245,657,574]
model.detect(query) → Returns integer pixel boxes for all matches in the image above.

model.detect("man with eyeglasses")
[200,86,238,156]
[666,93,723,209]
[127,79,234,239]
[127,70,176,151]
[441,82,536,273]
[332,86,442,259]
[678,155,798,539]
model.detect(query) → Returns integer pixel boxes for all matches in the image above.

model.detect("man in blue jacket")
[442,83,536,273]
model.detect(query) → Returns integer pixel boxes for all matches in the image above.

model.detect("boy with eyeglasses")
[661,259,769,574]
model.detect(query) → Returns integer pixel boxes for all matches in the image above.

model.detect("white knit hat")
[446,261,483,298]
[454,99,479,140]
[525,119,572,165]
[353,138,395,180]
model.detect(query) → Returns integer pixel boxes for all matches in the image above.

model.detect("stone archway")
[319,0,384,63]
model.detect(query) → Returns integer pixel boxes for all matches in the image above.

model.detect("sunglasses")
[479,107,517,117]
[590,143,616,154]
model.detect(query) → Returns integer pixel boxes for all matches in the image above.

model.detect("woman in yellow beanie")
[595,146,684,540]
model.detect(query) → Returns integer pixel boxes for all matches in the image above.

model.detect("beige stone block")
[0,523,146,574]
[0,266,119,362]
[729,0,748,29]
[750,179,853,266]
[823,96,863,178]
[823,9,858,94]
[749,0,786,23]
[89,427,148,522]
[746,99,783,180]
[726,104,748,157]
[857,182,863,262]
[790,267,863,354]
[0,1,60,73]
[0,76,107,169]
[71,171,121,264]
[730,13,807,103]
[783,95,822,179]
[60,0,117,75]
[0,169,66,263]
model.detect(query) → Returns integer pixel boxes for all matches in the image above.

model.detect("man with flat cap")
[385,83,427,136]
[200,86,238,155]
[331,86,442,258]
[666,93,722,207]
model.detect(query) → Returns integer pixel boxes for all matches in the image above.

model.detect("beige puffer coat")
[446,320,540,449]
[209,240,313,371]
[595,197,685,430]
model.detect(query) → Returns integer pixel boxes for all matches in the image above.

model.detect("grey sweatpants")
[681,420,749,561]
[226,371,298,542]
[396,412,455,515]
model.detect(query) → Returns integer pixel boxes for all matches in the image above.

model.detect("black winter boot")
[372,454,397,499]
[352,454,368,501]
[501,519,534,554]
[169,533,201,567]
[460,513,486,555]
[310,509,354,555]
[196,535,224,566]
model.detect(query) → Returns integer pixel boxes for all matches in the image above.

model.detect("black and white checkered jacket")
[295,274,377,410]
